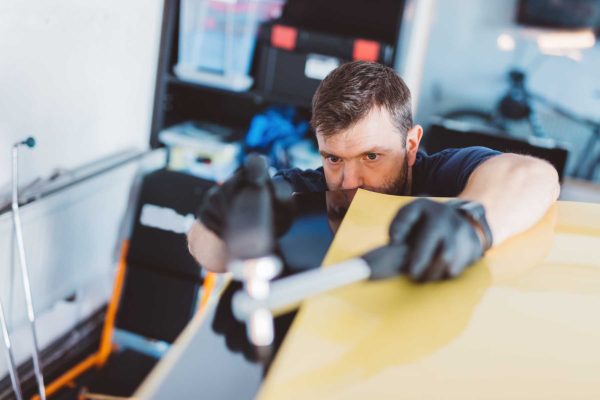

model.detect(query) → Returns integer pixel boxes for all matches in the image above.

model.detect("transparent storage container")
[176,0,285,91]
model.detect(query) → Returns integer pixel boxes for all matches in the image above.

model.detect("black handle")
[362,243,408,280]
[225,155,275,259]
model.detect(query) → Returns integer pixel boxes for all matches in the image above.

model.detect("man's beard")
[363,157,409,196]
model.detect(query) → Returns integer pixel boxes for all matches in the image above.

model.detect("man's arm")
[187,219,228,273]
[188,153,560,278]
[458,153,560,246]
[187,155,294,273]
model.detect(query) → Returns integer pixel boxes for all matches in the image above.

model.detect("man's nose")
[341,163,363,190]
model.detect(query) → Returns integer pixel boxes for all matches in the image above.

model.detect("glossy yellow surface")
[259,190,600,400]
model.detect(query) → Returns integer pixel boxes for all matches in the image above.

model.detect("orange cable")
[198,272,217,315]
[97,240,129,366]
[34,241,130,399]
[31,354,98,400]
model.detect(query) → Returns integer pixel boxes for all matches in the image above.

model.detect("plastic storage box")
[176,0,285,91]
[254,23,394,106]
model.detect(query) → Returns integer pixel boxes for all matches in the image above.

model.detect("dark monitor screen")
[516,0,600,30]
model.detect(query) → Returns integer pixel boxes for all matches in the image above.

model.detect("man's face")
[317,107,420,195]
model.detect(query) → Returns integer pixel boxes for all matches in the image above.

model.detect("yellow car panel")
[259,190,600,400]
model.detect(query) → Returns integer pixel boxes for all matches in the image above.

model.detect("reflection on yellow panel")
[259,190,600,400]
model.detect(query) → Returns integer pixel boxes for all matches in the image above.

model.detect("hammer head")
[229,256,282,347]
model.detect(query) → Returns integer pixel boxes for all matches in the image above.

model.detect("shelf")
[150,0,405,148]
[166,75,313,110]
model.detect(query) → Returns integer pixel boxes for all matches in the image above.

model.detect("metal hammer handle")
[232,257,371,321]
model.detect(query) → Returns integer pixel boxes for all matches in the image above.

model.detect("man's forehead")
[318,105,401,139]
[317,127,401,157]
[318,136,395,157]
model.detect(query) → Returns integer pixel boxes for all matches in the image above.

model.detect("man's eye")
[327,156,341,164]
[365,153,379,161]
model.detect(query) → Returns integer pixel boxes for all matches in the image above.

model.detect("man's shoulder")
[274,167,327,193]
[415,146,499,164]
[415,146,501,173]
[413,146,501,196]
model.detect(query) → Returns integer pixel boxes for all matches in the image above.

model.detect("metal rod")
[232,257,372,322]
[0,297,23,400]
[575,125,600,179]
[11,143,46,400]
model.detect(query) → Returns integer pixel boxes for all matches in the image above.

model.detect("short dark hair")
[311,61,413,141]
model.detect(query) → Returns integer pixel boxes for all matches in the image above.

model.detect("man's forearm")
[187,220,228,273]
[458,153,560,246]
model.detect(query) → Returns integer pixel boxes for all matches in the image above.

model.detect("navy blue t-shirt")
[274,147,500,197]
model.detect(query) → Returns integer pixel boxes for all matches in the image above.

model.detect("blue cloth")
[245,106,309,169]
[274,147,501,196]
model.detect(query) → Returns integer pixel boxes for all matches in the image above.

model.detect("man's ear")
[405,125,423,167]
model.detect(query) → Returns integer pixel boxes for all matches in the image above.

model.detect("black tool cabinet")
[148,0,407,148]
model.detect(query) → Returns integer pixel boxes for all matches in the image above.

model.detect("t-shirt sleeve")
[274,167,328,193]
[413,147,501,197]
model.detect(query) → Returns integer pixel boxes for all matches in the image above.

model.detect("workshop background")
[0,0,599,397]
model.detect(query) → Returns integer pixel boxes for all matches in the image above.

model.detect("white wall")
[0,157,136,385]
[0,0,164,190]
[0,0,164,386]
[0,160,127,373]
[415,0,600,176]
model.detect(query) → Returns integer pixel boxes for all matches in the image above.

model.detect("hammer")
[223,157,407,347]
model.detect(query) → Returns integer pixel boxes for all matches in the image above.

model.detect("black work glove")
[369,198,492,283]
[197,154,294,239]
